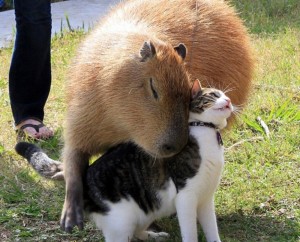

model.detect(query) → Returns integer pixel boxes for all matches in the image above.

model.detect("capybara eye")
[150,78,158,100]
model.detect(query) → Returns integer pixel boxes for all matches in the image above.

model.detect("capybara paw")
[60,201,84,233]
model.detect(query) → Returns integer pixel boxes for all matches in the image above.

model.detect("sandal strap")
[19,123,45,133]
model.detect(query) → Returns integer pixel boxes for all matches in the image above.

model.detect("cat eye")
[150,78,159,99]
[211,92,220,98]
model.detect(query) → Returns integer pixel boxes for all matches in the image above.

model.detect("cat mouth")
[214,105,232,111]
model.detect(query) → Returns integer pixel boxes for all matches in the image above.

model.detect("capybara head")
[111,40,191,158]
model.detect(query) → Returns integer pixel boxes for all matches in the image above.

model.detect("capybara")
[61,0,254,232]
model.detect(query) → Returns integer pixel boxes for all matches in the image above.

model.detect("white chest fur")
[175,126,224,242]
[190,126,224,194]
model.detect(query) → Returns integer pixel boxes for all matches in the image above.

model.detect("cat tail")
[15,142,64,181]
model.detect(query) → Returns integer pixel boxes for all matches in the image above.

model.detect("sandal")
[16,119,54,140]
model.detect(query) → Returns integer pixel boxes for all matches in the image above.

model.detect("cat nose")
[223,98,231,108]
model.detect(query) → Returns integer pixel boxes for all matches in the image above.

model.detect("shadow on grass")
[0,129,64,229]
[0,149,64,240]
[1,152,299,241]
[218,212,299,241]
[1,127,299,241]
[154,210,299,242]
[0,144,105,241]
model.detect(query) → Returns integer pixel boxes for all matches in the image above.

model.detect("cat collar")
[189,121,223,146]
[189,121,216,129]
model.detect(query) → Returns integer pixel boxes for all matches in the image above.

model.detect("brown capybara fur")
[61,0,254,231]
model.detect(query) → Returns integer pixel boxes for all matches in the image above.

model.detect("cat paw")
[136,231,169,241]
[147,231,170,241]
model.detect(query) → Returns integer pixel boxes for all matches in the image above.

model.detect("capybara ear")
[140,41,156,62]
[174,43,187,60]
[191,79,202,99]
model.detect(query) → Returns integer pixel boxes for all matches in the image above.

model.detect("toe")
[22,127,39,139]
[39,126,53,139]
[16,119,54,139]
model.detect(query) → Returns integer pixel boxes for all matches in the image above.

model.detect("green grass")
[0,1,300,241]
[232,0,300,34]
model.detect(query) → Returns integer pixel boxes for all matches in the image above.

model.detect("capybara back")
[65,0,253,155]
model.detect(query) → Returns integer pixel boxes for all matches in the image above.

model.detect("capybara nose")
[160,140,186,157]
[162,144,177,155]
[158,124,189,157]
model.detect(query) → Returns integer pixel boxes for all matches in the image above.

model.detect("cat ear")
[191,79,202,99]
[140,41,156,62]
[174,43,187,60]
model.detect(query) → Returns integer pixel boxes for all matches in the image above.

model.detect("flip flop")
[16,122,53,140]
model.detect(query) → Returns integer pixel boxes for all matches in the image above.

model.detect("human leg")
[9,0,53,138]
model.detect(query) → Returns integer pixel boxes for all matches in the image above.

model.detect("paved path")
[0,0,119,48]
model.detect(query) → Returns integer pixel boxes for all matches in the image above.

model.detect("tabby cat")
[15,80,233,242]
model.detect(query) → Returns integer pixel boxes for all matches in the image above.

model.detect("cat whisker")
[233,111,241,116]
[221,83,236,95]
[233,104,240,109]
[151,153,158,167]
[219,83,229,92]
[233,104,244,110]
[232,105,243,116]
[202,79,213,89]
[223,87,236,94]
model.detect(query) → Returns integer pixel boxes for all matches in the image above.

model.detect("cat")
[15,79,233,242]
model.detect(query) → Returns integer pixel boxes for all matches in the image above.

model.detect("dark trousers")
[9,0,51,125]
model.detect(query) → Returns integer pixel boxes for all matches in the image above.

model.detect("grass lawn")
[0,0,299,241]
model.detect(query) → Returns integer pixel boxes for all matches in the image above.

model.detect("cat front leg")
[175,193,198,242]
[197,198,221,242]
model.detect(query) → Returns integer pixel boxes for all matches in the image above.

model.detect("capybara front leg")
[60,146,89,232]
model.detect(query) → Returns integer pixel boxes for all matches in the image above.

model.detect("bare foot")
[16,119,54,139]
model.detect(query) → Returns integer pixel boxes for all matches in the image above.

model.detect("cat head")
[189,80,233,129]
